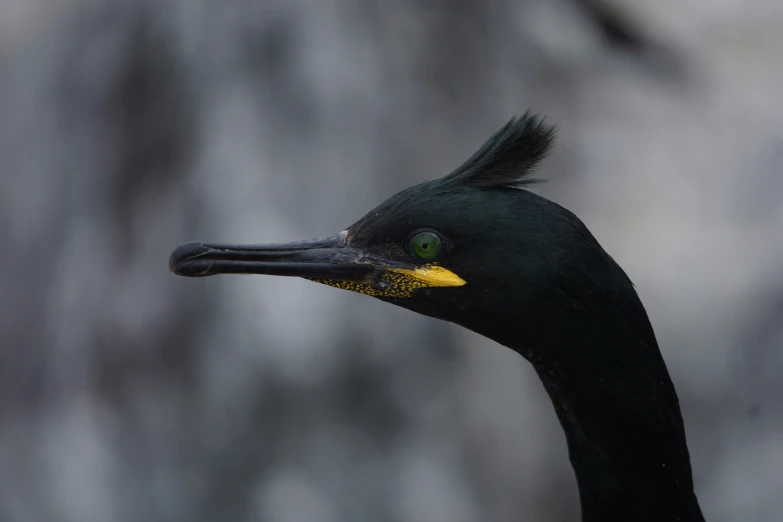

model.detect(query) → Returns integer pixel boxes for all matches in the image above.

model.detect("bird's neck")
[471,299,705,521]
[527,336,705,522]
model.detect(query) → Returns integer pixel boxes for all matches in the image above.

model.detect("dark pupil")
[409,231,440,261]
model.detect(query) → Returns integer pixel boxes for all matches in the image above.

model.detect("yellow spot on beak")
[389,265,466,287]
[309,264,465,298]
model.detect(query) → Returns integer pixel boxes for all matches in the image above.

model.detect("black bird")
[170,113,706,522]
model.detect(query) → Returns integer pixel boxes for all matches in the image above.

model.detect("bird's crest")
[441,111,557,189]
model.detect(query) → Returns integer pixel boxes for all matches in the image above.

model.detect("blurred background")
[1,0,782,521]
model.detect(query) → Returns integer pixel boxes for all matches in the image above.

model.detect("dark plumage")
[169,113,706,521]
[442,111,556,188]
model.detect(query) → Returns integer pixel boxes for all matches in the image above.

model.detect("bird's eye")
[406,230,443,262]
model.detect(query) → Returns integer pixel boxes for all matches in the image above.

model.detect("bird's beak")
[169,234,465,298]
[169,234,374,280]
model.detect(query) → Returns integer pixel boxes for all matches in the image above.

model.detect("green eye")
[407,230,443,261]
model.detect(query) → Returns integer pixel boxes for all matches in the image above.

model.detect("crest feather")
[442,112,557,189]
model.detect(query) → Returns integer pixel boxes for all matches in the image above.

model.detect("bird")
[169,112,706,522]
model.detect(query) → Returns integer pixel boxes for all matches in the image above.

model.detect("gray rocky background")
[1,1,781,521]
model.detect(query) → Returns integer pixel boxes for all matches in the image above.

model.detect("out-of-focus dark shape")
[573,0,684,78]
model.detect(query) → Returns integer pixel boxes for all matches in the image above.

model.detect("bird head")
[169,113,621,345]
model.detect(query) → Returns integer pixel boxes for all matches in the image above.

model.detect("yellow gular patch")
[309,264,466,298]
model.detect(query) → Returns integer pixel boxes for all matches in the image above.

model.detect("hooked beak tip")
[169,241,209,274]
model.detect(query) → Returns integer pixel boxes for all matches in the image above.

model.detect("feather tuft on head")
[441,112,557,189]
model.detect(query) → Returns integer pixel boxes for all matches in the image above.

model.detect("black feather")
[442,112,557,189]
